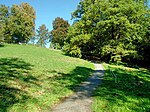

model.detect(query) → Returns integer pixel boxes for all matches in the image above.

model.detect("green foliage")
[36,24,50,48]
[0,4,8,43]
[0,44,94,111]
[64,44,82,58]
[64,32,91,58]
[92,63,150,112]
[51,17,70,49]
[0,3,36,44]
[0,25,4,43]
[65,0,150,64]
[29,36,37,45]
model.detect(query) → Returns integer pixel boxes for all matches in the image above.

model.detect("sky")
[0,0,149,47]
[1,0,149,30]
[0,0,80,31]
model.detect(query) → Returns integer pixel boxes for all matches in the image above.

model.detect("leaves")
[36,24,50,48]
[0,3,36,44]
[51,17,70,49]
[64,0,150,64]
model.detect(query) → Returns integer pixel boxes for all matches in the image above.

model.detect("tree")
[36,24,50,48]
[29,36,37,45]
[136,12,150,66]
[0,3,36,44]
[0,4,9,43]
[0,18,4,43]
[63,21,92,58]
[51,17,70,49]
[64,0,150,63]
[10,3,36,43]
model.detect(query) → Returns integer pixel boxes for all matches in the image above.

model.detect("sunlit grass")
[92,63,150,112]
[0,44,94,112]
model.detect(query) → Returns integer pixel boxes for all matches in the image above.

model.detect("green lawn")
[0,44,94,112]
[92,63,150,112]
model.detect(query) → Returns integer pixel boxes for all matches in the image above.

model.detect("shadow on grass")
[93,65,150,111]
[109,62,150,70]
[0,44,4,47]
[0,58,38,112]
[47,66,94,91]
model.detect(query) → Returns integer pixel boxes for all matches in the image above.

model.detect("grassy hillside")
[0,44,94,112]
[92,63,150,112]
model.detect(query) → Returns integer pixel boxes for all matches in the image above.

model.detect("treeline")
[1,1,150,66]
[0,2,70,48]
[0,3,36,44]
[61,0,149,66]
[0,3,62,48]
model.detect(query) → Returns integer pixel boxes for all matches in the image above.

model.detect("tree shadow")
[110,62,150,70]
[47,66,94,92]
[0,44,4,47]
[0,57,38,112]
[93,66,150,111]
[70,69,104,100]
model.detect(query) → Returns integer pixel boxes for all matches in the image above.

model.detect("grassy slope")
[92,63,150,112]
[0,44,94,112]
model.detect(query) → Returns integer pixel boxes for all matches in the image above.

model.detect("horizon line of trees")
[1,1,150,67]
[0,3,67,48]
[51,0,150,67]
[0,3,36,44]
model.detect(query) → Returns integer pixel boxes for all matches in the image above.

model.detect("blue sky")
[0,0,80,31]
[0,0,149,47]
[1,0,149,31]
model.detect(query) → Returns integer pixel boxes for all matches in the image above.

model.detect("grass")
[92,63,150,112]
[0,44,94,112]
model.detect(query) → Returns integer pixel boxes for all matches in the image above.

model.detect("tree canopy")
[0,4,9,43]
[51,17,70,49]
[0,1,150,66]
[64,0,150,65]
[0,3,36,44]
[36,24,50,48]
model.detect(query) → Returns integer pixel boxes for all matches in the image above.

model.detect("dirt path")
[51,63,104,112]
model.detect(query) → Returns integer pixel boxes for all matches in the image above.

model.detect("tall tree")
[64,0,150,63]
[10,3,36,43]
[0,4,9,43]
[0,3,36,44]
[29,36,37,45]
[51,17,70,49]
[36,24,50,48]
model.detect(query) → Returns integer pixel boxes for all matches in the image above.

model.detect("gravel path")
[51,63,104,112]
